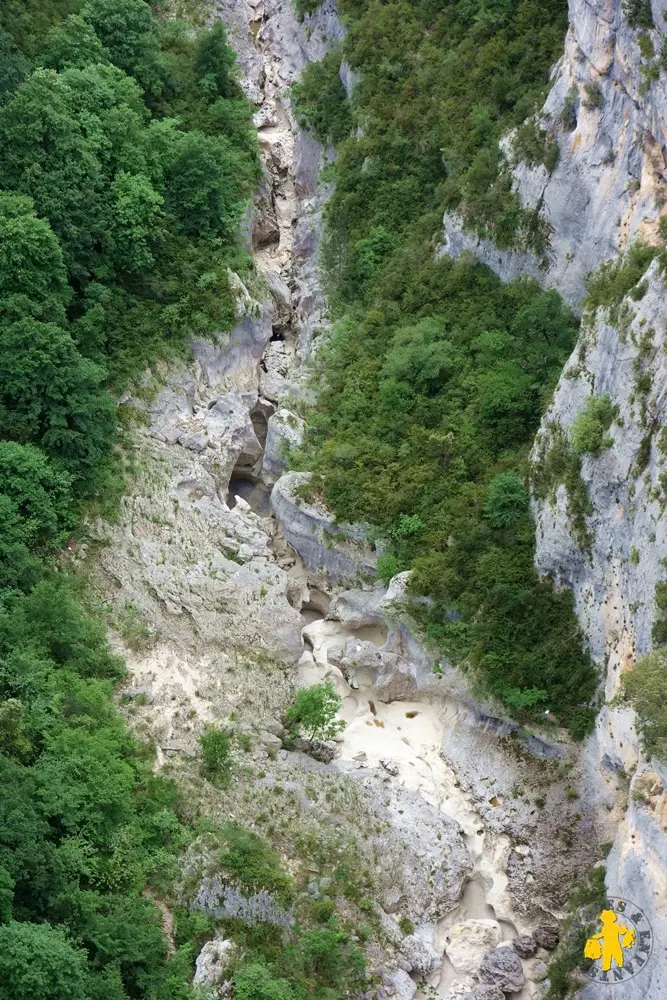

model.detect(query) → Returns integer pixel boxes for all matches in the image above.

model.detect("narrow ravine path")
[228,4,545,996]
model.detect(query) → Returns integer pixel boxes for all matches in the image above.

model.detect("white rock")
[444,920,502,976]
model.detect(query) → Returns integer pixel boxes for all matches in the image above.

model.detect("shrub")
[376,553,403,582]
[570,395,615,455]
[623,0,653,28]
[583,83,603,108]
[616,650,667,760]
[513,118,559,172]
[199,727,232,781]
[652,581,667,644]
[559,84,578,131]
[284,682,345,742]
[484,472,529,528]
[584,243,662,315]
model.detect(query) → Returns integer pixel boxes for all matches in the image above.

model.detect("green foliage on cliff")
[284,681,345,742]
[294,0,568,259]
[293,0,598,732]
[298,242,596,732]
[617,650,667,760]
[570,395,616,455]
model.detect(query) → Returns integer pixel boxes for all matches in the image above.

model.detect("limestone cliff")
[532,260,667,1000]
[440,0,667,993]
[443,0,667,307]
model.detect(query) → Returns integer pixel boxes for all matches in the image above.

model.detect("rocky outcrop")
[193,938,235,996]
[532,260,667,997]
[261,407,305,483]
[270,471,376,581]
[443,0,667,307]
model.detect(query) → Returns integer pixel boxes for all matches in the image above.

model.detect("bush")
[513,119,559,172]
[292,50,353,146]
[616,650,667,760]
[652,581,667,644]
[199,727,232,781]
[284,682,345,742]
[570,395,615,455]
[484,472,529,528]
[584,243,662,316]
[583,83,603,108]
[559,84,578,131]
[622,0,653,28]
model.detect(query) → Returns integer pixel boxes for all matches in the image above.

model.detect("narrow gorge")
[86,1,665,999]
[0,0,665,998]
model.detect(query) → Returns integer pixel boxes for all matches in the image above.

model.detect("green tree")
[199,727,232,781]
[0,192,69,319]
[104,170,164,276]
[0,921,89,1000]
[484,471,528,528]
[0,441,75,590]
[163,130,255,237]
[616,650,667,760]
[234,962,304,1000]
[0,318,115,485]
[0,28,31,100]
[284,682,345,742]
[193,21,238,101]
[39,14,110,71]
[81,0,161,97]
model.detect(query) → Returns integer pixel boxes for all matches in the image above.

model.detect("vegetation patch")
[615,649,667,760]
[294,0,568,257]
[570,395,616,456]
[584,243,664,324]
[532,422,593,552]
[295,245,597,733]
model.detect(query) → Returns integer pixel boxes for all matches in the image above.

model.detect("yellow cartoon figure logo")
[584,898,652,984]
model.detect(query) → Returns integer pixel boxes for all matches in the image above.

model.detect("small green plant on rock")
[199,726,232,783]
[559,85,579,131]
[614,649,667,760]
[583,83,604,108]
[284,682,345,742]
[571,395,616,455]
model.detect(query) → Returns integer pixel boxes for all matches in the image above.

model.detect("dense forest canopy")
[292,0,597,732]
[0,4,374,997]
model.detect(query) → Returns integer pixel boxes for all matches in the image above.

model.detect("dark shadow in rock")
[227,477,272,516]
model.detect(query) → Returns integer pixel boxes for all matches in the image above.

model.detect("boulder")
[270,472,376,582]
[381,969,417,1000]
[258,730,283,748]
[512,933,537,959]
[526,959,549,983]
[399,933,440,975]
[193,938,235,988]
[533,923,560,951]
[479,945,525,993]
[464,987,505,1000]
[444,919,502,976]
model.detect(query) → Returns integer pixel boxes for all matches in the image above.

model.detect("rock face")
[442,0,667,307]
[262,407,305,483]
[270,471,377,581]
[531,262,667,994]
